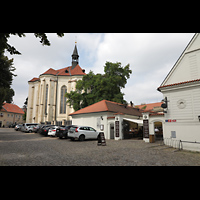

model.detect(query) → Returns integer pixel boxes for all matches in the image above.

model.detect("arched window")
[45,84,48,115]
[60,85,67,114]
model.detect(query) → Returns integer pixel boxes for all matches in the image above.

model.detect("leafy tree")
[0,53,16,109]
[66,61,132,111]
[0,33,64,109]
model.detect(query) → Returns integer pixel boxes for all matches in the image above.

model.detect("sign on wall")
[143,119,149,138]
[115,121,119,137]
[171,131,176,138]
[165,119,176,122]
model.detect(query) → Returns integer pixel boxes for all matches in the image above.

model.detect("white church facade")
[26,44,86,125]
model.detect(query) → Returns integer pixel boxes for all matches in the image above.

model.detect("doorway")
[110,123,114,139]
[123,120,143,140]
[154,121,163,140]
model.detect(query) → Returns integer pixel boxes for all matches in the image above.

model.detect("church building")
[26,44,86,125]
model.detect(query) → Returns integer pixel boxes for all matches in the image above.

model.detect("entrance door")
[154,122,163,140]
[110,123,114,139]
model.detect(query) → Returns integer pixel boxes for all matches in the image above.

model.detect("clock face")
[177,99,186,109]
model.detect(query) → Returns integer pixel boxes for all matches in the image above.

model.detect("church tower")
[71,43,79,70]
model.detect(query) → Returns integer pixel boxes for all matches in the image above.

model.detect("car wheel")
[29,130,32,133]
[79,135,85,141]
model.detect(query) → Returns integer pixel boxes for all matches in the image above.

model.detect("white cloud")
[5,33,195,107]
[92,33,194,104]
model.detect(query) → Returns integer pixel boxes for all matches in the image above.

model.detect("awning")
[123,118,143,126]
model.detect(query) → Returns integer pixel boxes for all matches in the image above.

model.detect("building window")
[45,84,48,115]
[60,85,67,114]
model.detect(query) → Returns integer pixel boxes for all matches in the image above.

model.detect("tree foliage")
[66,61,132,111]
[0,33,64,109]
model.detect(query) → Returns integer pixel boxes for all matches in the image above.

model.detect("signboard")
[100,124,104,131]
[143,119,149,138]
[115,121,119,137]
[171,131,176,138]
[165,119,176,122]
[97,132,106,146]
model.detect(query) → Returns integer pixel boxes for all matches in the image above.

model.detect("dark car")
[38,125,53,136]
[56,125,76,139]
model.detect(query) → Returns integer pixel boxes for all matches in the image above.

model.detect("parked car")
[14,124,22,131]
[68,126,99,141]
[38,125,53,136]
[48,126,59,137]
[9,124,16,128]
[21,123,39,132]
[24,125,36,133]
[56,125,76,139]
[32,124,42,133]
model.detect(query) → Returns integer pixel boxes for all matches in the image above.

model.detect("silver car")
[68,126,99,141]
[24,125,36,133]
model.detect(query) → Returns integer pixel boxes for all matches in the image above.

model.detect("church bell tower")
[71,42,79,70]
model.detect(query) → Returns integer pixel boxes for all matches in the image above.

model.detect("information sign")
[97,132,106,146]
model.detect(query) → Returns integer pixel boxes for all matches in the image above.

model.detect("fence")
[164,138,181,150]
[164,138,200,151]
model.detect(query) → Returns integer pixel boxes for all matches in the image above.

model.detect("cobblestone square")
[1,128,200,166]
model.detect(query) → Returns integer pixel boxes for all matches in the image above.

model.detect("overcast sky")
[6,33,194,107]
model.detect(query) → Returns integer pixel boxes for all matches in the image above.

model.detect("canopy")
[123,118,143,126]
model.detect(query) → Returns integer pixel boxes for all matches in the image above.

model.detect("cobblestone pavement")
[1,128,200,166]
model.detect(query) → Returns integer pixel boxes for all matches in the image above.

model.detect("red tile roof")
[42,64,86,76]
[69,100,142,117]
[28,77,40,82]
[1,103,24,114]
[158,79,200,90]
[42,68,57,75]
[135,102,162,111]
[29,65,86,82]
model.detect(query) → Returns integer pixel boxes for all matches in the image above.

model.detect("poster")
[143,119,149,138]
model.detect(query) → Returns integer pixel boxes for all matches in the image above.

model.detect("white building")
[26,44,86,125]
[69,99,143,140]
[157,33,200,152]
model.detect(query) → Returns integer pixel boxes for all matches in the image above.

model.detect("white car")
[48,126,59,137]
[68,126,99,141]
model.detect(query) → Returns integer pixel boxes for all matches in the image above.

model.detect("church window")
[45,84,48,115]
[60,85,67,114]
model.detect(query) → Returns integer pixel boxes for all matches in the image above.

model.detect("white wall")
[165,50,200,85]
[161,85,200,152]
[71,112,111,139]
[162,34,200,86]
